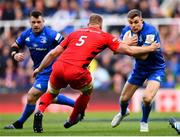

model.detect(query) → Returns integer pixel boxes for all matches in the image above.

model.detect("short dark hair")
[127,9,142,19]
[30,10,42,18]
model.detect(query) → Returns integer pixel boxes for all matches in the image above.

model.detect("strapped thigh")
[80,82,93,95]
[48,81,60,94]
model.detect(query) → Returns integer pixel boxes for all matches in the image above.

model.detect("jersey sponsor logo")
[79,28,101,34]
[35,48,47,51]
[36,83,41,88]
[30,43,47,51]
[156,76,161,81]
[40,36,47,44]
[145,34,155,44]
[33,43,38,47]
[139,35,143,43]
[89,29,101,34]
[25,37,30,42]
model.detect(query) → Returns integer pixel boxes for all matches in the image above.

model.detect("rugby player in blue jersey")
[111,9,166,132]
[4,10,75,129]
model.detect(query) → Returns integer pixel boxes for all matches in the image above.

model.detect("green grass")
[0,112,180,136]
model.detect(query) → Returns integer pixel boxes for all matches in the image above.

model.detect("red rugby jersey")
[57,27,120,68]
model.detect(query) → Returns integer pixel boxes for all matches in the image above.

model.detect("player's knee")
[48,82,59,94]
[27,92,37,104]
[142,96,152,105]
[120,94,129,102]
[81,83,93,95]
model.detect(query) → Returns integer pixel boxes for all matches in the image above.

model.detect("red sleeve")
[105,33,120,52]
[60,34,70,49]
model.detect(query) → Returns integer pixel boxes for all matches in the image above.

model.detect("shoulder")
[143,22,159,44]
[44,26,57,35]
[99,30,111,39]
[122,26,131,32]
[121,26,131,36]
[143,22,157,34]
[120,26,131,39]
[103,31,116,41]
[21,28,32,37]
[44,26,60,39]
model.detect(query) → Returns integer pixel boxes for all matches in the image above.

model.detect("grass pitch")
[0,111,179,136]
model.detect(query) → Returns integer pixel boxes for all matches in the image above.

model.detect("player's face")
[30,16,44,34]
[128,16,143,33]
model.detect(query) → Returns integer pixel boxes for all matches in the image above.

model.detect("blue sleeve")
[48,28,64,46]
[15,30,28,48]
[143,27,160,46]
[120,27,127,40]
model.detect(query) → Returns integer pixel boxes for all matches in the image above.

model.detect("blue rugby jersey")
[120,22,165,70]
[16,26,63,76]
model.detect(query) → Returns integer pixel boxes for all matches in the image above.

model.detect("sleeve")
[50,29,64,46]
[120,27,133,41]
[144,27,159,46]
[59,34,70,49]
[120,27,126,40]
[15,30,27,48]
[106,33,120,52]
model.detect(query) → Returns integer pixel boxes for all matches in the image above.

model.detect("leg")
[64,83,93,128]
[111,82,139,128]
[4,87,43,129]
[33,82,60,133]
[140,80,160,130]
[141,80,160,122]
[120,82,139,115]
[120,69,146,116]
[52,92,75,107]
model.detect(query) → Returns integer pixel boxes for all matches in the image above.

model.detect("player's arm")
[107,33,159,56]
[35,32,69,75]
[115,41,160,56]
[122,36,149,59]
[51,30,64,46]
[133,30,158,60]
[11,29,29,62]
[33,45,64,77]
[121,31,149,59]
[132,53,149,60]
[121,31,138,46]
[11,42,25,62]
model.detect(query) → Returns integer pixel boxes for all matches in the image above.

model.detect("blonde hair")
[89,14,103,25]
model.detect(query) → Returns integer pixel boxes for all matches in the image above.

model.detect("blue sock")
[18,104,36,124]
[141,103,152,123]
[120,101,129,116]
[56,94,75,107]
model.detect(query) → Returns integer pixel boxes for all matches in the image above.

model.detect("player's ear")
[29,20,33,26]
[99,25,102,30]
[29,17,32,23]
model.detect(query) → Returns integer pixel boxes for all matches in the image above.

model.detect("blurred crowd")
[0,0,180,20]
[0,0,180,93]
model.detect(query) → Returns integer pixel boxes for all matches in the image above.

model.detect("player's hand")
[123,32,138,46]
[150,42,160,51]
[33,68,40,78]
[14,53,25,62]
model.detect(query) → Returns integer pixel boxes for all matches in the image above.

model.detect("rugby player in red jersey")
[32,14,159,133]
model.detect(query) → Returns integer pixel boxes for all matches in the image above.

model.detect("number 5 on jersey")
[76,36,88,46]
